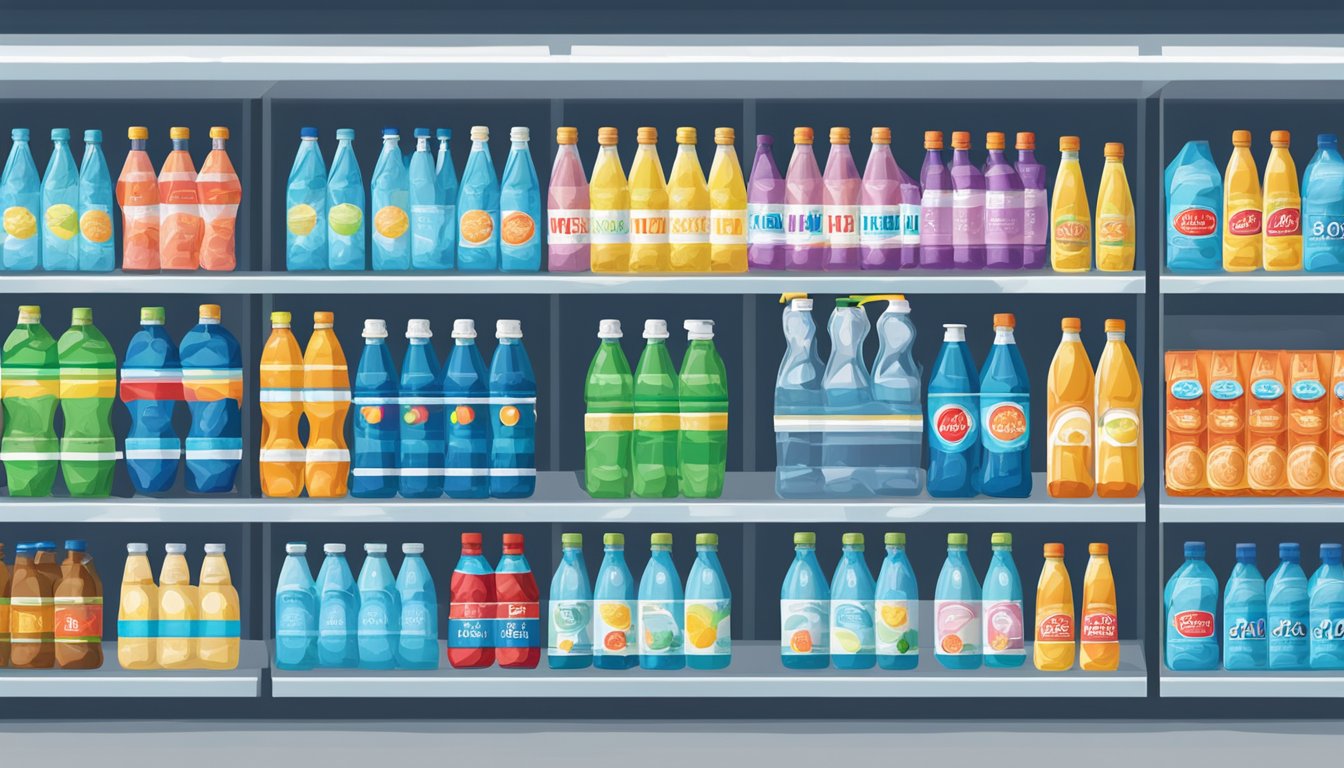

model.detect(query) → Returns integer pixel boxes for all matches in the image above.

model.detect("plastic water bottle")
[458,126,500,270]
[678,319,728,498]
[781,531,829,668]
[584,319,633,498]
[633,319,679,498]
[830,532,875,670]
[1,129,41,270]
[1163,541,1219,670]
[448,532,495,669]
[875,532,918,670]
[685,533,731,670]
[1267,542,1309,670]
[549,533,593,670]
[639,533,684,670]
[1309,543,1344,669]
[495,533,541,669]
[1015,132,1048,269]
[868,294,923,495]
[820,298,874,496]
[275,542,318,671]
[57,308,116,497]
[1223,542,1267,670]
[408,128,447,270]
[350,319,398,498]
[1303,133,1344,272]
[500,127,542,272]
[927,323,980,497]
[371,128,410,270]
[746,134,786,270]
[488,319,537,498]
[935,532,982,669]
[774,294,824,497]
[179,304,243,493]
[399,319,444,498]
[982,532,1025,668]
[286,127,327,270]
[443,319,491,499]
[76,129,115,272]
[40,128,79,271]
[822,127,861,270]
[978,313,1031,497]
[435,128,458,266]
[919,131,953,269]
[396,543,439,670]
[593,533,637,670]
[356,543,399,669]
[120,307,182,494]
[198,127,242,271]
[327,128,365,271]
[1,305,59,496]
[950,131,986,270]
[984,131,1026,269]
[316,543,358,668]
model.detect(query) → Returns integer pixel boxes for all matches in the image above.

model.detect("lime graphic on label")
[833,628,862,654]
[288,203,318,236]
[45,204,78,240]
[329,203,363,237]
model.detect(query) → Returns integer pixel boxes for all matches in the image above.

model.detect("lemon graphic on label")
[599,602,631,631]
[880,604,908,630]
[833,628,862,654]
[3,206,37,239]
[686,605,718,649]
[45,204,78,240]
[288,203,318,236]
[329,203,363,237]
[374,206,409,239]
[1104,416,1139,445]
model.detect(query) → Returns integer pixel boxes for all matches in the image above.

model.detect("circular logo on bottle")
[501,211,536,246]
[328,203,363,236]
[1173,207,1217,237]
[986,402,1027,445]
[1227,208,1262,236]
[45,204,78,240]
[932,404,973,447]
[287,203,318,236]
[79,209,113,243]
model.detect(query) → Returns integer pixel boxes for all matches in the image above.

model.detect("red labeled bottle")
[448,532,495,669]
[494,533,540,668]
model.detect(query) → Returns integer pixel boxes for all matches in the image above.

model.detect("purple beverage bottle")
[547,126,590,272]
[822,127,861,271]
[984,131,1025,269]
[784,127,826,271]
[950,131,986,269]
[860,126,903,270]
[747,134,786,270]
[1015,131,1048,269]
[920,131,953,269]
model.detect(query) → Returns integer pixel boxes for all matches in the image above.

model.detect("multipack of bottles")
[117,542,240,670]
[286,126,539,272]
[582,318,727,499]
[1165,541,1344,671]
[1165,349,1344,496]
[1,540,103,669]
[773,294,922,498]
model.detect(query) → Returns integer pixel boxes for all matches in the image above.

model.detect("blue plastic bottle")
[1267,542,1310,670]
[982,532,1026,668]
[866,294,923,495]
[830,532,876,670]
[774,294,825,497]
[457,125,500,270]
[820,298,875,497]
[286,127,328,270]
[1309,543,1344,669]
[371,128,410,270]
[593,532,638,670]
[1223,542,1267,670]
[275,541,318,671]
[178,304,242,493]
[120,306,181,494]
[408,128,447,270]
[549,532,593,670]
[350,319,399,498]
[977,313,1031,497]
[77,129,115,272]
[639,532,685,670]
[443,318,491,499]
[1,128,41,270]
[500,126,542,272]
[488,319,536,498]
[1163,540,1219,670]
[327,128,366,271]
[927,323,980,497]
[1303,133,1344,272]
[399,318,444,498]
[875,532,919,670]
[316,543,359,668]
[1164,140,1222,272]
[396,542,439,670]
[41,128,79,271]
[685,532,732,670]
[356,543,400,670]
[435,128,459,266]
[781,531,830,668]
[935,532,982,669]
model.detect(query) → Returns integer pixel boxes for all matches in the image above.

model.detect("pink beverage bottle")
[548,126,590,272]
[784,127,826,270]
[747,135,786,269]
[984,131,1025,269]
[822,127,861,270]
[860,126,903,270]
[920,131,953,269]
[1015,132,1048,269]
[950,131,986,269]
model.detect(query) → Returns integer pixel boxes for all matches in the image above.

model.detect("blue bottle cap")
[36,541,56,551]
[12,128,29,141]
[436,128,452,140]
[1321,543,1342,564]
[300,126,319,139]
[51,128,70,141]
[414,127,431,138]
[1280,542,1300,561]
[15,542,33,553]
[382,127,399,137]
[336,128,355,141]
[1235,542,1256,562]
[84,129,102,143]
[64,539,87,552]
[1319,133,1339,146]
[1184,541,1205,558]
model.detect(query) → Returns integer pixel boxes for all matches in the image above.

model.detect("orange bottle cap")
[1059,135,1081,151]
[1044,542,1065,558]
[714,127,735,145]
[1089,543,1109,556]
[793,127,814,145]
[676,126,697,145]
[1104,142,1124,158]
[829,127,851,145]
[198,304,221,321]
[871,127,892,145]
[1015,131,1036,150]
[1271,129,1291,146]
[128,126,149,140]
[985,132,1005,150]
[556,126,578,145]
[1232,129,1252,147]
[637,126,658,144]
[209,126,229,140]
[1105,318,1126,333]
[1061,317,1081,332]
[924,130,943,150]
[170,127,190,140]
[951,131,970,149]
[993,312,1016,328]
[597,126,619,146]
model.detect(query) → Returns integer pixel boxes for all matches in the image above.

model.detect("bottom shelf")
[271,641,1149,698]
[0,641,266,697]
[1162,669,1344,698]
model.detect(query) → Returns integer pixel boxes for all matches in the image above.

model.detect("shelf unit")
[1162,671,1344,698]
[0,642,266,698]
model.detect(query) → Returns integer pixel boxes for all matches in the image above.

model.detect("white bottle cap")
[884,297,911,313]
[204,543,226,555]
[127,543,148,554]
[790,298,813,311]
[403,543,425,554]
[510,126,530,142]
[644,319,669,339]
[406,319,432,339]
[684,319,715,340]
[497,319,523,339]
[471,125,489,141]
[598,319,623,339]
[365,543,388,554]
[165,543,186,554]
[363,319,388,339]
[286,542,308,555]
[452,319,477,339]
[942,323,967,342]
[324,543,346,554]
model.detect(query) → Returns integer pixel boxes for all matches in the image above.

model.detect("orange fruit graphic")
[1330,447,1344,491]
[941,634,964,654]
[1165,444,1205,491]
[1247,444,1286,489]
[374,206,409,239]
[79,209,113,243]
[1288,444,1327,489]
[501,211,536,246]
[451,405,476,425]
[499,405,520,427]
[603,632,628,652]
[460,209,494,246]
[788,630,812,654]
[1205,444,1245,490]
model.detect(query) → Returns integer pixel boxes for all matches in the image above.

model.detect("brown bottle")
[1,543,10,668]
[10,543,54,668]
[55,540,104,669]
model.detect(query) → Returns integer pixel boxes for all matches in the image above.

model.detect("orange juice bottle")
[259,311,305,497]
[1034,542,1075,671]
[1079,542,1118,672]
[158,126,204,270]
[628,127,670,272]
[1206,350,1248,495]
[197,127,242,271]
[303,311,351,498]
[707,127,747,272]
[1287,351,1329,495]
[1050,136,1091,271]
[1094,142,1134,271]
[667,126,711,272]
[1095,319,1142,497]
[1262,130,1303,271]
[116,126,160,271]
[1329,351,1344,494]
[1047,317,1095,497]
[589,127,630,273]
[1223,130,1262,271]
[1165,350,1207,496]
[1247,350,1288,494]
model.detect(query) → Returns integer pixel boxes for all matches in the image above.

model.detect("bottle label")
[952,189,986,246]
[400,601,433,638]
[357,591,396,639]
[53,596,103,643]
[981,398,1029,452]
[859,204,900,247]
[1172,207,1217,239]
[1308,214,1344,242]
[1099,407,1140,448]
[1228,207,1262,237]
[319,600,351,640]
[459,209,495,246]
[548,599,593,656]
[1294,379,1326,402]
[668,209,710,244]
[594,599,635,657]
[629,210,668,245]
[747,203,785,245]
[589,209,630,244]
[638,600,683,656]
[1310,617,1344,642]
[983,600,1025,655]
[710,209,747,246]
[1265,207,1302,238]
[901,202,921,246]
[1226,615,1264,641]
[830,599,875,656]
[1171,378,1204,400]
[585,410,634,433]
[1053,214,1090,246]
[784,204,825,247]
[1270,616,1307,642]
[496,600,540,648]
[1252,377,1285,400]
[448,600,495,648]
[874,598,918,657]
[1049,405,1092,447]
[824,205,859,247]
[1172,609,1215,638]
[548,209,590,245]
[685,598,731,656]
[1036,612,1075,641]
[935,599,980,656]
[1023,188,1047,246]
[985,190,1023,245]
[1098,212,1130,247]
[781,598,828,656]
[500,210,538,247]
[920,190,951,247]
[929,398,978,452]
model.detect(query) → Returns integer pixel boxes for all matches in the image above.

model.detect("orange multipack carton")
[1330,352,1344,494]
[1246,350,1289,495]
[1286,351,1330,496]
[1206,349,1249,495]
[1165,350,1207,496]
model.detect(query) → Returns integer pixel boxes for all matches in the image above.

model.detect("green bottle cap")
[603,533,624,547]
[834,297,860,308]
[140,307,165,324]
[696,533,718,547]
[561,533,583,548]
[947,532,969,546]
[793,532,816,545]
[885,532,905,547]
[651,532,673,547]
[71,307,93,324]
[991,532,1013,547]
[842,532,864,547]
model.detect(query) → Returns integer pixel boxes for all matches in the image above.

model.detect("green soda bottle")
[633,319,679,498]
[1,305,60,496]
[58,307,117,497]
[584,319,634,498]
[677,319,728,498]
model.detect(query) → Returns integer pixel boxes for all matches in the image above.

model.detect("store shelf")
[1160,495,1342,524]
[0,472,1146,524]
[0,641,265,697]
[1162,273,1344,294]
[1162,670,1344,698]
[272,640,1148,698]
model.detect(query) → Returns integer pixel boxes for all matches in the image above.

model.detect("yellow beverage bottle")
[1095,142,1134,271]
[259,310,305,497]
[156,543,197,670]
[1079,542,1119,671]
[303,311,351,498]
[1095,318,1143,497]
[117,542,157,670]
[589,127,631,273]
[1262,129,1303,271]
[1050,135,1091,271]
[1047,317,1095,497]
[197,543,240,670]
[1223,130,1263,271]
[628,126,670,272]
[667,126,711,272]
[707,127,747,272]
[1034,542,1075,671]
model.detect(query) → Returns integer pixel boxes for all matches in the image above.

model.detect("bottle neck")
[1062,330,1081,343]
[1061,150,1079,161]
[1107,331,1125,342]
[131,138,147,151]
[417,137,430,152]
[172,139,189,151]
[213,138,226,150]
[512,140,529,151]
[1018,148,1036,163]
[994,327,1015,344]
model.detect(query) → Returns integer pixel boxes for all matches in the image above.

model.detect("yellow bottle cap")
[1271,129,1291,146]
[924,130,944,150]
[1059,135,1081,152]
[128,126,149,141]
[793,127,814,145]
[714,127,735,145]
[985,132,1006,150]
[1015,131,1036,150]
[556,127,578,145]
[871,127,892,145]
[1232,130,1252,147]
[1104,142,1124,159]
[597,127,618,146]
[779,292,809,304]
[676,127,697,145]
[271,311,292,326]
[951,131,970,149]
[199,304,221,321]
[1061,317,1081,332]
[637,127,658,144]
[209,126,229,140]
[170,127,190,140]
[829,127,851,145]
